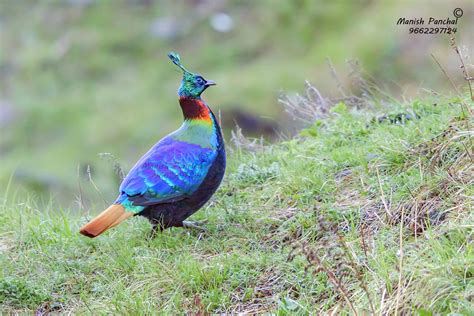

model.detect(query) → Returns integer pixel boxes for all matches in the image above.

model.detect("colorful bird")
[80,52,226,238]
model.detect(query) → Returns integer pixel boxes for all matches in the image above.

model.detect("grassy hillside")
[1,0,473,205]
[1,93,472,314]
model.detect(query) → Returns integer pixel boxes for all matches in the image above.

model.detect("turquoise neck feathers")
[168,52,219,149]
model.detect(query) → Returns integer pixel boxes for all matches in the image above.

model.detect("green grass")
[1,0,473,202]
[1,1,473,313]
[1,96,472,313]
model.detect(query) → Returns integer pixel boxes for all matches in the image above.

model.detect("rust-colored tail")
[79,204,133,238]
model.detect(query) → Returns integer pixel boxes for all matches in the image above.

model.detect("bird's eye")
[196,77,204,84]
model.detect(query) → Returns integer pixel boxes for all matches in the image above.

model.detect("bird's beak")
[205,79,216,86]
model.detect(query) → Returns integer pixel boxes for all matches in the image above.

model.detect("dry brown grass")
[229,268,286,314]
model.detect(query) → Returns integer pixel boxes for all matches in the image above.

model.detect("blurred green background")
[0,0,472,208]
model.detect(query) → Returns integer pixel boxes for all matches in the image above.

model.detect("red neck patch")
[179,97,212,121]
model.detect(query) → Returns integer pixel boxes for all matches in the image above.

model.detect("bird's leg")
[147,223,163,239]
[182,219,208,231]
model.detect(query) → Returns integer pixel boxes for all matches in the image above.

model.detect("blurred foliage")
[0,0,472,206]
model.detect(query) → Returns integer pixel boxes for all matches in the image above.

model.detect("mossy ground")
[1,96,472,314]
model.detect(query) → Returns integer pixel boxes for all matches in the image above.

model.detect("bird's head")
[168,52,216,99]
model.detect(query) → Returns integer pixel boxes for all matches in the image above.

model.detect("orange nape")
[79,204,134,238]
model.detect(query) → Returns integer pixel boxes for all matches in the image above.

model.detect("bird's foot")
[182,220,208,231]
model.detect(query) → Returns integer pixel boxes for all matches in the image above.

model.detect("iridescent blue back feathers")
[115,52,223,213]
[80,51,225,237]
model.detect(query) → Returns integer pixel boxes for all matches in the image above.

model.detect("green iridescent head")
[168,52,216,98]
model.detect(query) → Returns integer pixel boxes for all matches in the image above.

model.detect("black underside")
[137,112,226,230]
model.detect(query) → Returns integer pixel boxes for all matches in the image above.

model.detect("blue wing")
[118,137,217,206]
